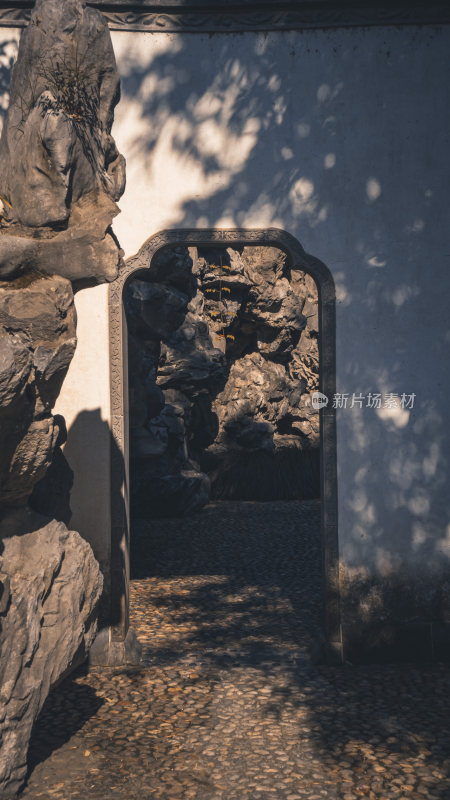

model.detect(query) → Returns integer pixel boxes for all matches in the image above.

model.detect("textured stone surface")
[0,513,103,798]
[133,465,211,519]
[0,6,124,795]
[0,0,125,283]
[126,245,319,516]
[0,193,123,284]
[0,274,76,509]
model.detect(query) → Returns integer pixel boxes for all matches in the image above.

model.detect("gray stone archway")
[104,228,340,664]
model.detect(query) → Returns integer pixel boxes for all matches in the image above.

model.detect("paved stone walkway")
[20,501,450,799]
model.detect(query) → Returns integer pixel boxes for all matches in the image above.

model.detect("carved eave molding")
[0,1,449,32]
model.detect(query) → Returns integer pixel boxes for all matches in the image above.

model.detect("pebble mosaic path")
[20,500,450,799]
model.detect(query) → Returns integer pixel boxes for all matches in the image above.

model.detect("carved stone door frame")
[107,228,341,664]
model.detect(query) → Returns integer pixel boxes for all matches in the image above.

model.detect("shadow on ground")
[19,499,450,799]
[129,499,450,799]
[131,499,323,669]
[26,675,104,776]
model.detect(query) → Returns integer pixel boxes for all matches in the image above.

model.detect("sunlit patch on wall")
[366,255,386,268]
[377,404,410,428]
[366,177,381,201]
[295,121,311,138]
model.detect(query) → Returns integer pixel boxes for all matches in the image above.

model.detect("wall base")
[343,622,450,664]
[89,627,142,667]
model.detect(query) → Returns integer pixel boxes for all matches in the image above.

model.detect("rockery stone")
[126,244,320,516]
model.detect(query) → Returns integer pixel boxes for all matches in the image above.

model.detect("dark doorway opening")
[107,227,339,663]
[125,240,328,666]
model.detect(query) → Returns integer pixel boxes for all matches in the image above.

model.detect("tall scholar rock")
[0,1,126,795]
[0,0,125,283]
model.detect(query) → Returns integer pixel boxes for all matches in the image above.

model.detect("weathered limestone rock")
[0,192,123,283]
[0,333,31,406]
[284,272,320,445]
[0,514,103,798]
[126,245,320,514]
[0,273,86,798]
[0,2,126,790]
[157,313,227,394]
[0,0,125,283]
[0,274,76,509]
[126,246,227,518]
[133,463,211,519]
[214,352,293,440]
[0,0,125,508]
[134,245,196,294]
[128,280,189,340]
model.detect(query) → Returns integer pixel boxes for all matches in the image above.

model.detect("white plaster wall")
[1,24,450,585]
[110,25,450,577]
[53,284,111,568]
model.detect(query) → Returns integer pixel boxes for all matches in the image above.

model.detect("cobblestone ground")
[21,500,450,799]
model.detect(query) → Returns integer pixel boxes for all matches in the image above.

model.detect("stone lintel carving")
[0,2,449,31]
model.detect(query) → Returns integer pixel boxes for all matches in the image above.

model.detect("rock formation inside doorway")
[126,244,320,518]
[0,0,125,794]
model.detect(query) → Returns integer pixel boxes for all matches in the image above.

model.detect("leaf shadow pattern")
[114,32,450,637]
[130,500,450,798]
[263,661,450,799]
[113,25,448,262]
[130,499,324,671]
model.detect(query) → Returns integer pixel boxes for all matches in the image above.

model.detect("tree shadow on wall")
[114,25,447,262]
[115,24,450,527]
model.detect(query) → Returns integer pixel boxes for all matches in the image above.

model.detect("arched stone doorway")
[105,229,340,664]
